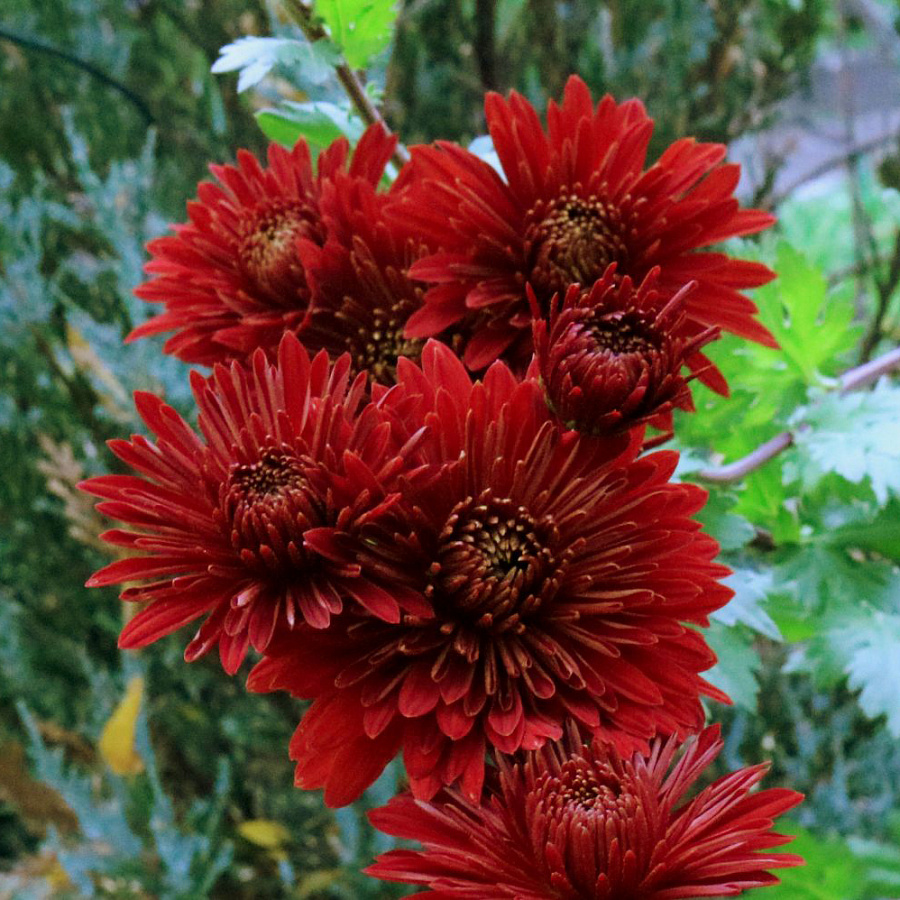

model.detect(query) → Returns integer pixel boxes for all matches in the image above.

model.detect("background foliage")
[1,0,899,897]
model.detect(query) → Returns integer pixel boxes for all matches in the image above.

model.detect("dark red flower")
[367,725,804,899]
[128,125,397,365]
[296,162,433,382]
[396,76,775,390]
[248,341,732,806]
[80,333,427,674]
[531,265,717,439]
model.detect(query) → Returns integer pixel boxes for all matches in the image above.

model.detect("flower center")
[238,200,318,296]
[350,303,423,383]
[220,449,321,572]
[532,756,662,896]
[581,310,661,358]
[427,493,559,634]
[527,194,629,297]
[554,759,622,811]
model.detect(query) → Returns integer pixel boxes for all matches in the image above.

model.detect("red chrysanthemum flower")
[367,725,804,899]
[128,125,397,365]
[248,341,732,806]
[80,334,428,674]
[396,76,775,389]
[531,265,717,439]
[296,161,433,382]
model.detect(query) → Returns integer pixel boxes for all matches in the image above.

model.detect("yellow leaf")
[99,676,145,776]
[295,870,342,897]
[238,819,291,850]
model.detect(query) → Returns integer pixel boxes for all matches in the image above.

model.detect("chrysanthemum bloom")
[367,725,804,899]
[248,341,732,806]
[296,163,433,382]
[397,76,775,388]
[531,265,718,440]
[128,125,397,365]
[80,334,428,674]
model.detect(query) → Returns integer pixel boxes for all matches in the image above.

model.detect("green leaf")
[212,36,340,91]
[765,823,864,900]
[791,381,900,504]
[849,835,900,894]
[733,460,801,544]
[713,569,782,640]
[316,0,398,68]
[753,243,859,385]
[256,101,362,151]
[829,499,900,561]
[704,623,760,710]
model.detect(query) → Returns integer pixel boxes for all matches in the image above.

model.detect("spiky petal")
[248,341,733,805]
[396,76,775,389]
[80,333,426,674]
[531,265,718,439]
[129,125,397,365]
[297,162,434,382]
[367,725,804,899]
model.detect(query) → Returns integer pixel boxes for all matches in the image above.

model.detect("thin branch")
[768,131,899,208]
[697,432,795,484]
[281,0,410,169]
[840,344,900,392]
[0,26,154,124]
[859,228,900,362]
[696,344,900,483]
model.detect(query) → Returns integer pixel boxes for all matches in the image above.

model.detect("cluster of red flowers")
[82,76,803,897]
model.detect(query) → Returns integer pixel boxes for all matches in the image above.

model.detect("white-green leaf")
[792,380,900,504]
[212,37,339,92]
[704,623,761,710]
[843,609,900,736]
[713,569,782,640]
[695,489,755,551]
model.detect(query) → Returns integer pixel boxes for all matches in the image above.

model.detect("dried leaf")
[0,742,78,833]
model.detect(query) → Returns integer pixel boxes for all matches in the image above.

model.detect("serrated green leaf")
[704,622,760,710]
[843,610,900,736]
[753,243,859,385]
[829,499,900,560]
[713,569,782,640]
[695,489,755,551]
[792,381,900,504]
[733,460,801,544]
[316,0,398,68]
[776,543,899,615]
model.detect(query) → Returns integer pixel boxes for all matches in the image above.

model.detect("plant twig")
[0,26,154,124]
[696,344,900,483]
[841,344,900,392]
[281,0,410,169]
[767,131,900,208]
[859,228,900,362]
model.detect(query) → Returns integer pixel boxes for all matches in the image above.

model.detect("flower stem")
[282,0,410,170]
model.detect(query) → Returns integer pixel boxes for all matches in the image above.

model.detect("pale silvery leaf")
[212,37,339,92]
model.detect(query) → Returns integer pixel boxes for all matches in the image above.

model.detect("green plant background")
[1,0,900,897]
